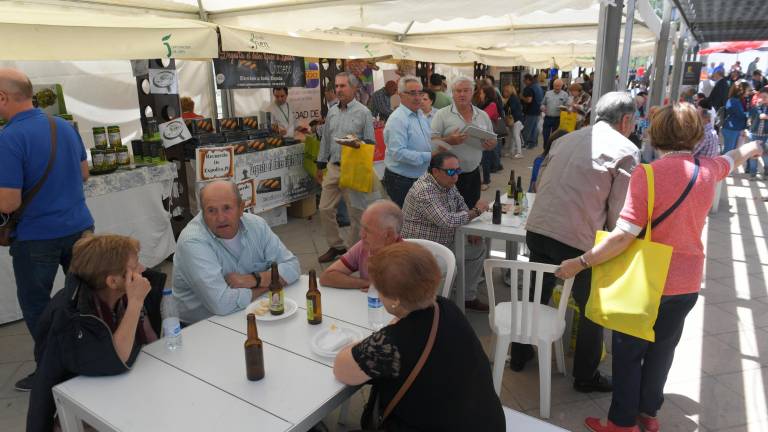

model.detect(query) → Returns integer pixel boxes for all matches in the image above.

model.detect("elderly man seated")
[401,152,490,311]
[320,200,403,290]
[173,180,300,323]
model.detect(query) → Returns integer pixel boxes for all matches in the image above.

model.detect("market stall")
[0,163,177,324]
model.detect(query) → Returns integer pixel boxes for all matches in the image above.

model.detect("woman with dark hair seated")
[27,234,160,432]
[334,242,504,431]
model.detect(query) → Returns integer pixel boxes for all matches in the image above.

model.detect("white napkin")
[317,329,353,352]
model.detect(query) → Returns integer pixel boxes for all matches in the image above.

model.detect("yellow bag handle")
[640,164,654,241]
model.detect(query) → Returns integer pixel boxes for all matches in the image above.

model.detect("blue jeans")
[523,114,540,149]
[542,115,560,147]
[383,169,417,208]
[493,137,503,169]
[10,228,90,335]
[608,293,698,427]
[721,128,741,154]
[481,150,495,184]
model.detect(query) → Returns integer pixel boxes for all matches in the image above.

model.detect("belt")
[384,168,416,180]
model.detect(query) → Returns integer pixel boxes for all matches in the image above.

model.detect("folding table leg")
[54,393,86,432]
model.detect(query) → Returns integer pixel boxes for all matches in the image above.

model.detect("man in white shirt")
[268,87,296,137]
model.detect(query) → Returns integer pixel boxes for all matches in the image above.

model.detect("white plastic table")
[453,194,534,313]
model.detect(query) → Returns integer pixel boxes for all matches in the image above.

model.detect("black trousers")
[608,293,698,426]
[456,167,481,209]
[509,231,603,381]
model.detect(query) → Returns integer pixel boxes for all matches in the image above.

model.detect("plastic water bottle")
[367,285,387,331]
[161,289,183,350]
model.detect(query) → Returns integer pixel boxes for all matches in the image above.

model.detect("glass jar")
[108,125,122,148]
[92,127,108,148]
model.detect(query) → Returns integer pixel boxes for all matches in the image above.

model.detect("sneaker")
[585,417,640,432]
[318,247,347,263]
[513,153,523,159]
[464,298,490,312]
[15,372,35,392]
[636,414,660,432]
[574,372,613,393]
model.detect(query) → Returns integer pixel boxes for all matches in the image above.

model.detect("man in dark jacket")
[709,70,730,110]
[27,235,161,432]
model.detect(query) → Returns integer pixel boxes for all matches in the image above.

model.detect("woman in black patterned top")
[334,242,504,431]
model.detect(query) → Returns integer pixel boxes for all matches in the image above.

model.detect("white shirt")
[698,79,714,97]
[268,101,294,138]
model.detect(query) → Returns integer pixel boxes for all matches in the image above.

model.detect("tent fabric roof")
[673,0,768,43]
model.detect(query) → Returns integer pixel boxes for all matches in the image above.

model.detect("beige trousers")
[319,163,363,249]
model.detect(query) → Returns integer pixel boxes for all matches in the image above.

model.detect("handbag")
[359,302,440,431]
[586,159,699,342]
[0,116,58,247]
[339,143,375,193]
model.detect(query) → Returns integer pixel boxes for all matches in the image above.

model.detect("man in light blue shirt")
[383,75,435,207]
[173,181,300,323]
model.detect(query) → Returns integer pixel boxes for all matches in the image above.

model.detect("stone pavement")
[2,152,768,431]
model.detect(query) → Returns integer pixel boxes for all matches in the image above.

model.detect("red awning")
[699,41,768,55]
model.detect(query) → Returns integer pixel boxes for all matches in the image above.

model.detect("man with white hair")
[383,75,435,207]
[540,78,569,145]
[430,76,496,208]
[320,200,403,290]
[513,92,640,393]
[315,72,376,263]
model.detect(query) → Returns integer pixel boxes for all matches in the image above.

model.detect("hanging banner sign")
[196,146,235,182]
[682,62,704,86]
[149,69,179,94]
[159,118,192,148]
[214,52,306,89]
[234,143,314,213]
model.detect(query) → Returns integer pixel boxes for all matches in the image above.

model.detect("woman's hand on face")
[555,258,583,280]
[125,271,151,305]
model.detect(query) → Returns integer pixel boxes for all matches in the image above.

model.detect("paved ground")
[2,149,768,431]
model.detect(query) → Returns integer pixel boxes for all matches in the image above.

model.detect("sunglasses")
[437,167,463,176]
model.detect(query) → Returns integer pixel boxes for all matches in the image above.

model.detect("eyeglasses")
[401,90,425,97]
[437,167,463,176]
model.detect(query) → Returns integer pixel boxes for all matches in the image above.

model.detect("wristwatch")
[252,272,262,288]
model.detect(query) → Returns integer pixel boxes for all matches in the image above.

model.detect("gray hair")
[335,71,361,89]
[398,75,423,93]
[451,76,474,91]
[594,91,636,126]
[367,200,403,234]
[199,180,242,208]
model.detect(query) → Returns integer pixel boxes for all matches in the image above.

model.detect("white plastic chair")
[484,259,574,419]
[405,238,456,298]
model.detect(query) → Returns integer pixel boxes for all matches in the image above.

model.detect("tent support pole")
[196,0,219,120]
[618,0,636,91]
[649,0,673,107]
[591,0,624,124]
[669,22,687,102]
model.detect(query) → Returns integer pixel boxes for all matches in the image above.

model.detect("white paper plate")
[246,297,298,322]
[310,326,365,358]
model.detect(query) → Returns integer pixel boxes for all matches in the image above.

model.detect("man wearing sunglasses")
[383,75,436,207]
[401,152,491,311]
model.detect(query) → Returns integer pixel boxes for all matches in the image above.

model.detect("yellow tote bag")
[559,111,578,132]
[339,143,375,193]
[585,164,673,342]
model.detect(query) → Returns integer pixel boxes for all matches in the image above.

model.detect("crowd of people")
[3,60,766,431]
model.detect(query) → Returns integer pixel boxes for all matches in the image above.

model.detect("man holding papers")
[431,76,496,208]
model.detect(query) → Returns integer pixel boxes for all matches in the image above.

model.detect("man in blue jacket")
[0,68,93,391]
[173,181,300,323]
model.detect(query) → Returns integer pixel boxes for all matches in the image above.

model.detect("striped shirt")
[401,173,471,248]
[316,99,375,165]
[693,122,720,158]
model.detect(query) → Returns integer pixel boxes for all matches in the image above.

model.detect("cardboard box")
[287,195,317,219]
[257,206,287,227]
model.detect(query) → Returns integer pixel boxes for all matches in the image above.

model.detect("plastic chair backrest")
[405,238,456,298]
[484,259,574,341]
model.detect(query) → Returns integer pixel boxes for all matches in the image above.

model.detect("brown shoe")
[465,299,489,312]
[318,247,347,263]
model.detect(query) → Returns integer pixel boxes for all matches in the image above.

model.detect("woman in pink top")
[556,103,762,432]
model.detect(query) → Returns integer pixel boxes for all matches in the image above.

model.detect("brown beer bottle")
[244,313,265,381]
[306,269,323,325]
[268,262,285,315]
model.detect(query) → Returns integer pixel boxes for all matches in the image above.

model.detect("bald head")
[553,79,564,91]
[365,200,403,234]
[200,180,242,208]
[0,68,33,101]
